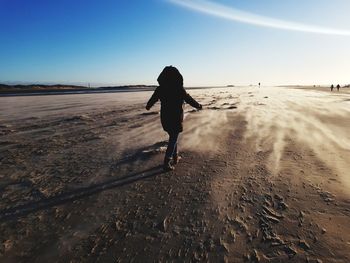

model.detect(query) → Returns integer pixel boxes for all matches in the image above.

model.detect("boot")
[173,153,181,165]
[163,157,175,171]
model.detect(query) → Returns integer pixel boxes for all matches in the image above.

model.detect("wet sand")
[0,86,349,262]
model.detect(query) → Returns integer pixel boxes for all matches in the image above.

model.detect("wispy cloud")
[168,0,350,36]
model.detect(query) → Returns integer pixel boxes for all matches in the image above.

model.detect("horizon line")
[1,82,349,88]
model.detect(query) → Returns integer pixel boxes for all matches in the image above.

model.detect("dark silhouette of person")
[259,82,261,88]
[330,84,334,91]
[146,66,202,171]
[337,84,340,92]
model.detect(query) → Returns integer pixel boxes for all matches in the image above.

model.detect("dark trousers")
[165,132,179,159]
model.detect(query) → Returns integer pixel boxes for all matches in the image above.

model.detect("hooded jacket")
[146,66,201,133]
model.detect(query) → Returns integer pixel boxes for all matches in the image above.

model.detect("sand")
[0,86,349,262]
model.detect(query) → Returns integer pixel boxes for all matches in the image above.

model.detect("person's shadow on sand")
[0,165,164,222]
[111,141,168,168]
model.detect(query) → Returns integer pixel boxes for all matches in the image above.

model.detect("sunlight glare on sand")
[1,87,349,190]
[177,86,350,190]
[241,87,350,188]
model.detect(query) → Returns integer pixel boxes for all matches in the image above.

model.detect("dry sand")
[0,86,349,262]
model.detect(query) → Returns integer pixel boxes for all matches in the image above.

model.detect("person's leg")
[164,132,179,170]
[172,142,178,157]
[165,132,179,159]
[172,138,182,164]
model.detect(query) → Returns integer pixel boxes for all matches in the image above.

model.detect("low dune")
[0,86,349,262]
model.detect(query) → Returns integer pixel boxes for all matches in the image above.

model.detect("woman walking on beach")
[146,66,202,171]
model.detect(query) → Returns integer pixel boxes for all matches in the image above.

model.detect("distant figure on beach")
[331,84,334,91]
[259,82,261,88]
[337,84,340,92]
[146,66,202,171]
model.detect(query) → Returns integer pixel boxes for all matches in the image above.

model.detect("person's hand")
[146,105,151,111]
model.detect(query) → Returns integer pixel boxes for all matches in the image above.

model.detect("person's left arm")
[184,92,202,109]
[146,88,160,110]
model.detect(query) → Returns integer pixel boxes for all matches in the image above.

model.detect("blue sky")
[1,0,350,86]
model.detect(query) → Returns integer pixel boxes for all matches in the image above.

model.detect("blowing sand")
[0,86,349,262]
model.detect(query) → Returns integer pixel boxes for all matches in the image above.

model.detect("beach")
[0,86,349,262]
